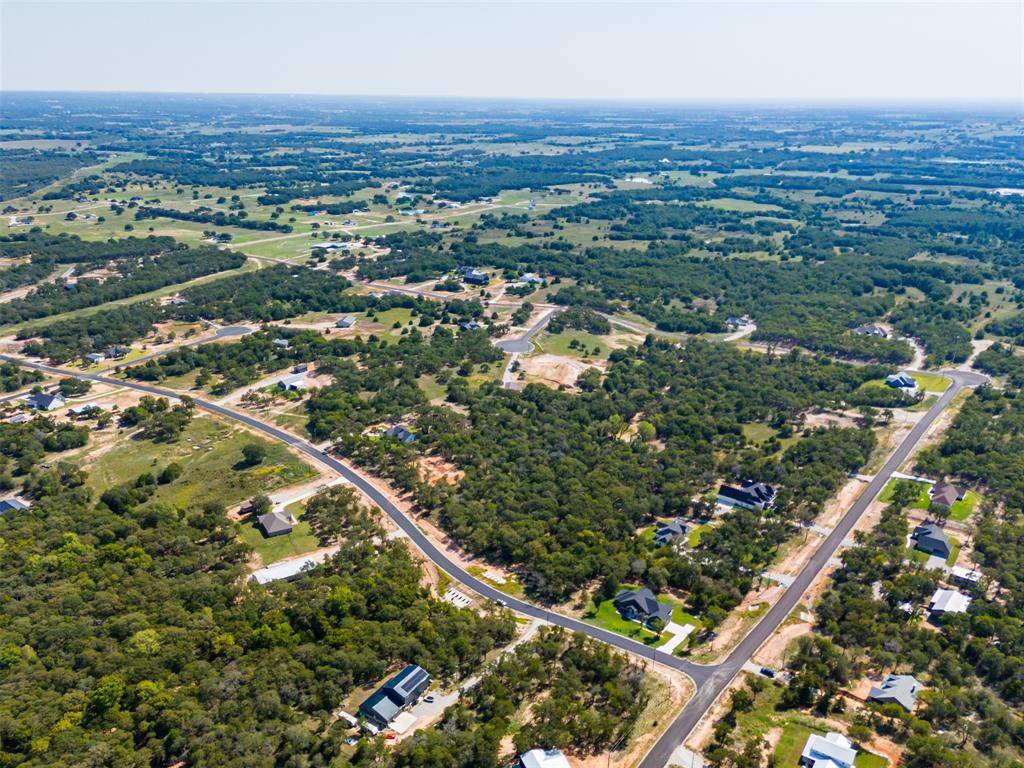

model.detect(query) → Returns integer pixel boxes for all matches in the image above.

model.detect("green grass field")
[775,723,887,768]
[535,329,611,359]
[85,416,317,510]
[237,499,319,565]
[879,478,979,523]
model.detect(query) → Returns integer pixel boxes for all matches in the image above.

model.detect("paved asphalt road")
[636,368,987,768]
[3,352,986,767]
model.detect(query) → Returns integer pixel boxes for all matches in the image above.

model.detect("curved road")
[3,353,986,767]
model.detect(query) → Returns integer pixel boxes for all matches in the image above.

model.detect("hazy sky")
[2,1,1022,103]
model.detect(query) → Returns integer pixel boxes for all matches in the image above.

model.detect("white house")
[929,588,972,616]
[800,731,857,768]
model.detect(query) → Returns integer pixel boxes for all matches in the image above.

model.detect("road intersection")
[0,350,986,766]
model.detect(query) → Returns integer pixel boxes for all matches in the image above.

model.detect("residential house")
[519,273,544,285]
[292,363,309,374]
[853,323,888,338]
[278,373,309,393]
[519,749,571,768]
[274,338,291,350]
[68,403,100,416]
[929,588,972,616]
[29,392,66,411]
[384,425,416,443]
[885,372,917,392]
[800,731,857,768]
[0,497,29,514]
[458,266,489,285]
[613,587,673,628]
[336,315,358,329]
[105,345,128,359]
[717,480,776,511]
[929,482,965,511]
[257,510,295,538]
[358,664,431,730]
[460,320,482,331]
[868,674,921,712]
[911,522,952,559]
[85,352,106,364]
[654,519,689,547]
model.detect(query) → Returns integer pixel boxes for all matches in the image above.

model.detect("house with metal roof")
[911,522,952,559]
[278,373,309,392]
[336,315,358,328]
[929,588,972,616]
[358,664,431,730]
[800,731,857,768]
[613,587,672,628]
[0,497,30,514]
[950,565,982,584]
[519,749,571,768]
[717,480,776,511]
[274,338,291,350]
[868,674,921,712]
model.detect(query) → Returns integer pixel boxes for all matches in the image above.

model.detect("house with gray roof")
[257,510,295,538]
[654,519,689,547]
[336,315,357,329]
[929,482,964,511]
[911,522,952,559]
[613,587,672,628]
[29,392,66,411]
[359,664,431,730]
[853,323,888,338]
[868,674,921,712]
[384,424,416,443]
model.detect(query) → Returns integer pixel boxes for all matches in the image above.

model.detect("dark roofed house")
[717,480,776,511]
[257,510,295,538]
[458,266,489,285]
[460,320,482,331]
[868,674,921,712]
[654,519,689,548]
[929,482,964,511]
[853,323,888,338]
[384,425,416,443]
[29,392,66,411]
[613,587,673,628]
[911,523,951,559]
[359,664,431,730]
[105,345,128,359]
[886,372,917,391]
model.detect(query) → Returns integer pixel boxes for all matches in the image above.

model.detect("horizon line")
[3,88,1022,111]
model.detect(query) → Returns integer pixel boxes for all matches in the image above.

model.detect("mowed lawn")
[86,416,317,510]
[879,478,980,521]
[775,723,888,768]
[586,593,704,646]
[238,500,319,565]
